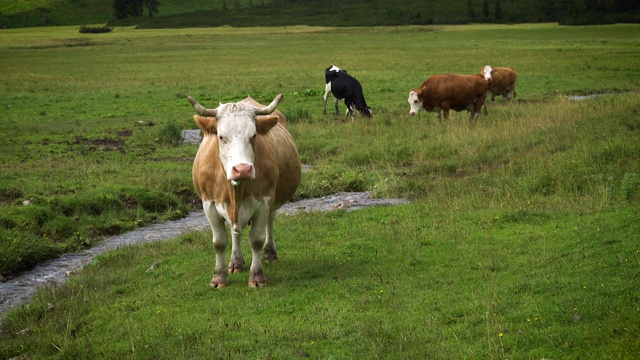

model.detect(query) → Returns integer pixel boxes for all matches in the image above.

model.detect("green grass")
[0,23,639,358]
[2,206,638,358]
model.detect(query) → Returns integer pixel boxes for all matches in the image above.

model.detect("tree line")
[466,0,640,24]
[114,0,160,20]
[110,0,640,25]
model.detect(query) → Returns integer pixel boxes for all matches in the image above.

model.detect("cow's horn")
[188,96,218,117]
[254,94,283,115]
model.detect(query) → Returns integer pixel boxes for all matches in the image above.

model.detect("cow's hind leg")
[248,209,269,287]
[505,87,515,102]
[333,97,340,115]
[263,211,278,263]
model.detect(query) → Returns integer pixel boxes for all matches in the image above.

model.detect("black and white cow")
[323,65,372,118]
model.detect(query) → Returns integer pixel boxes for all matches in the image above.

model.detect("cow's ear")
[194,115,218,135]
[255,115,279,135]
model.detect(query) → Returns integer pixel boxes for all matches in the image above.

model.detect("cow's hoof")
[228,259,244,274]
[264,249,278,263]
[248,271,267,287]
[210,277,228,288]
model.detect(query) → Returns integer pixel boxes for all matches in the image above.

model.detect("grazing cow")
[481,65,517,102]
[189,94,301,288]
[323,65,373,118]
[408,74,489,121]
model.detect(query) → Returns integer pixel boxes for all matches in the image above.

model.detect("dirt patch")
[73,136,124,151]
[116,129,133,137]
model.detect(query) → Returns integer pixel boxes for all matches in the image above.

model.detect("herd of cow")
[324,64,518,121]
[187,64,517,287]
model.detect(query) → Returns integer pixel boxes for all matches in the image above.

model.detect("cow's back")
[421,74,487,107]
[266,124,301,207]
[490,67,517,93]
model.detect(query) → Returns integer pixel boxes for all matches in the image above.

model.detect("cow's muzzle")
[230,163,254,180]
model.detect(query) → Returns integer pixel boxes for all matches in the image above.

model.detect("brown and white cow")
[408,74,489,121]
[481,65,517,102]
[189,94,301,288]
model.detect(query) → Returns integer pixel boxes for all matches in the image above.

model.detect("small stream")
[0,192,407,320]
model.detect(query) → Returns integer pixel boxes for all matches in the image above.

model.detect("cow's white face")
[190,94,282,186]
[328,65,342,73]
[215,103,259,184]
[482,65,493,81]
[408,90,422,116]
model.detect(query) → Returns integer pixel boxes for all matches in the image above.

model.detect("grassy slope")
[0,23,639,358]
[1,203,639,358]
[1,22,639,273]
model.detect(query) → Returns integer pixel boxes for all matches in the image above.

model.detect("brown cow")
[408,74,489,121]
[481,65,517,102]
[189,94,301,288]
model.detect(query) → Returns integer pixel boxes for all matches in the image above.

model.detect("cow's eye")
[414,100,419,104]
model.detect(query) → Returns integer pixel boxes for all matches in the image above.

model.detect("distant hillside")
[0,0,225,28]
[1,0,638,29]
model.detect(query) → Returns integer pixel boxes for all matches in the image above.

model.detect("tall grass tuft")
[157,121,183,146]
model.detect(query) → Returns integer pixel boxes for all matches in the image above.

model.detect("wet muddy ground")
[0,192,407,322]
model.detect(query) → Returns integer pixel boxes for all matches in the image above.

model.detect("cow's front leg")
[228,226,244,274]
[203,202,229,288]
[248,209,269,287]
[323,83,331,114]
[333,97,340,115]
[345,107,353,120]
[467,104,476,121]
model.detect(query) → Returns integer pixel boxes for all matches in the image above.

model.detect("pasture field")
[1,23,640,358]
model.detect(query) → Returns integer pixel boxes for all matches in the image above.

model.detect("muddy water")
[0,192,407,320]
